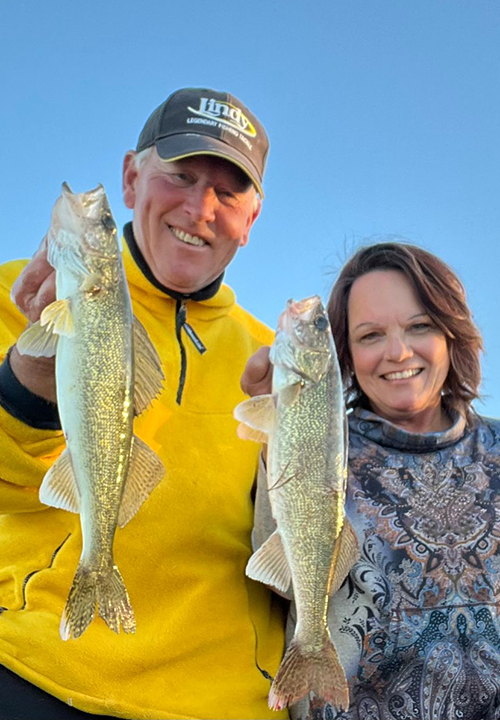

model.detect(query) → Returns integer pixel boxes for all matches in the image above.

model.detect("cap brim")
[154,134,264,197]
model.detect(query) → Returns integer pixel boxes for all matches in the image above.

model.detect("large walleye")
[235,296,359,711]
[17,183,165,640]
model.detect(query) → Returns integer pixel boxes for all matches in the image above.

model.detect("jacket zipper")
[175,300,207,404]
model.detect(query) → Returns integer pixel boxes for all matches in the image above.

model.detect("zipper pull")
[183,322,207,355]
[177,300,206,355]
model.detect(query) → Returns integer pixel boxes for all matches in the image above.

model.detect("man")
[0,88,287,720]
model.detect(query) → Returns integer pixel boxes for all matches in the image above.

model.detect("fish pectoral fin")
[39,449,80,513]
[117,434,165,527]
[280,382,302,406]
[79,272,102,294]
[133,316,165,415]
[16,320,59,357]
[236,423,268,443]
[246,529,292,595]
[41,298,75,337]
[329,518,360,597]
[233,395,275,441]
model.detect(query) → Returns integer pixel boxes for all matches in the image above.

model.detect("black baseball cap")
[136,87,269,197]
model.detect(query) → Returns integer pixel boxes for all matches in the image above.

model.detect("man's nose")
[184,186,218,223]
[384,333,413,362]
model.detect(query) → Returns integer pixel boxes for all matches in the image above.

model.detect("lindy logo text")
[188,98,257,138]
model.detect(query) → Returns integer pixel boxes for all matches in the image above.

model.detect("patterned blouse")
[275,408,500,720]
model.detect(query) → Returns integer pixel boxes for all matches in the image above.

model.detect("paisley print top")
[286,408,500,720]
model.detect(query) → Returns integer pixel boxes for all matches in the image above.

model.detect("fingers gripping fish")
[17,184,165,640]
[235,296,359,711]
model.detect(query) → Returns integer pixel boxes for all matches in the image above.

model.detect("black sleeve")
[0,350,61,430]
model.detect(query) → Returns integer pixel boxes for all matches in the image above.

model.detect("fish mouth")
[169,225,208,248]
[287,296,322,320]
[381,368,423,381]
[278,296,323,331]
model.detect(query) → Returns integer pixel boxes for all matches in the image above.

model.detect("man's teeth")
[383,368,422,381]
[170,226,206,247]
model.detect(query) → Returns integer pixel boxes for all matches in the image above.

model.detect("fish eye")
[101,213,115,230]
[314,316,329,331]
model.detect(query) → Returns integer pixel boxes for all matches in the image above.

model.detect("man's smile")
[168,225,208,247]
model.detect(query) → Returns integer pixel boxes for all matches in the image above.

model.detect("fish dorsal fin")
[39,449,80,513]
[233,395,276,442]
[16,319,59,357]
[246,529,292,595]
[117,434,165,528]
[133,316,165,415]
[329,518,360,597]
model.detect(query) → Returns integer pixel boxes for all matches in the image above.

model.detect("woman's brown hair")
[327,242,483,419]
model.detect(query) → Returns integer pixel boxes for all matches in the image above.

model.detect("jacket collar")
[121,223,236,317]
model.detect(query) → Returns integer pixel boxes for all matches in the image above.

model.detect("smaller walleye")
[17,183,165,640]
[235,297,359,711]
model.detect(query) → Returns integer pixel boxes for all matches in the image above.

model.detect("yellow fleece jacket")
[0,240,287,719]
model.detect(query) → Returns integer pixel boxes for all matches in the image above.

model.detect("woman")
[244,242,500,720]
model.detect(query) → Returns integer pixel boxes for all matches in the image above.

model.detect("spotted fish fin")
[246,529,292,595]
[329,519,360,597]
[268,632,349,711]
[234,394,276,442]
[133,316,165,415]
[39,449,80,513]
[16,319,60,357]
[117,434,165,527]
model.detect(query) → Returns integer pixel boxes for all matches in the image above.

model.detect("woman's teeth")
[170,226,206,247]
[383,368,422,381]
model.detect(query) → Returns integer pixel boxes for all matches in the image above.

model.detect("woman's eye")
[359,331,382,342]
[410,322,432,333]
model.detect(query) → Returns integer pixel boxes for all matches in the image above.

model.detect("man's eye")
[217,189,238,205]
[167,173,192,186]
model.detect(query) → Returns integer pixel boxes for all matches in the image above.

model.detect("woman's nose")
[384,333,413,362]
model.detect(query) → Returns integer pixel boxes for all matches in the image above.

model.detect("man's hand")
[241,346,273,397]
[9,237,57,403]
[11,236,55,322]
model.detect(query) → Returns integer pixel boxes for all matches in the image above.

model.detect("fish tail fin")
[269,635,349,711]
[96,564,136,636]
[60,563,136,641]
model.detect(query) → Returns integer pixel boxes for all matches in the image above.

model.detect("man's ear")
[122,151,138,209]
[239,196,262,248]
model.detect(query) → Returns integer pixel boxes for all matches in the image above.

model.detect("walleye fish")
[235,296,359,711]
[17,183,165,640]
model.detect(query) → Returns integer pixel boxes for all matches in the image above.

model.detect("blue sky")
[1,1,499,416]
